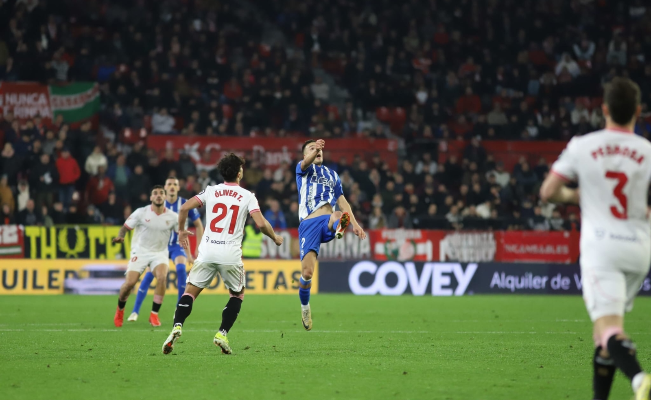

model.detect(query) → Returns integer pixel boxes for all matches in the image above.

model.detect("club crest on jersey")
[310,175,335,188]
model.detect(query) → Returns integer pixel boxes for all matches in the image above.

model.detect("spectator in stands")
[84,205,103,224]
[127,142,148,171]
[528,206,550,231]
[127,165,151,205]
[446,205,463,230]
[1,203,15,224]
[85,146,108,175]
[549,210,565,231]
[107,154,131,200]
[50,202,66,224]
[285,201,300,228]
[152,108,175,134]
[86,166,114,206]
[42,205,54,227]
[1,143,21,187]
[0,175,14,213]
[55,148,80,210]
[388,206,413,229]
[571,100,590,125]
[369,207,388,229]
[30,153,58,210]
[310,77,329,101]
[264,200,287,229]
[17,199,42,226]
[487,103,508,127]
[563,212,581,231]
[555,53,580,77]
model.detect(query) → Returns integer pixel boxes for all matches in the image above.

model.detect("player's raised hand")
[353,224,367,240]
[112,237,125,244]
[316,139,325,149]
[273,234,284,246]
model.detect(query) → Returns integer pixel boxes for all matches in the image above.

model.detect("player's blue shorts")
[168,244,187,261]
[298,215,336,260]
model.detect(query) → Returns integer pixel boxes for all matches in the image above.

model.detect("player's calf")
[593,346,616,400]
[600,327,647,395]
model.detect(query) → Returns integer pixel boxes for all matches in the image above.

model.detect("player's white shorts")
[187,260,245,292]
[126,251,169,275]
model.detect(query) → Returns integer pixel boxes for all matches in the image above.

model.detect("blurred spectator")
[285,201,300,228]
[1,143,21,187]
[16,180,30,211]
[85,205,103,224]
[563,213,581,231]
[85,146,108,175]
[42,206,54,227]
[17,199,42,226]
[1,203,15,224]
[50,202,66,224]
[415,153,437,175]
[107,154,131,200]
[388,206,413,229]
[0,175,15,213]
[128,165,152,205]
[55,148,81,209]
[369,207,388,229]
[86,166,114,206]
[549,210,565,231]
[528,206,550,231]
[30,153,58,209]
[264,200,287,229]
[152,108,175,134]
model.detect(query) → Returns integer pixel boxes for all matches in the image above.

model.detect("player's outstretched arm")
[251,212,284,246]
[336,195,367,240]
[178,197,201,249]
[112,225,130,243]
[540,174,580,204]
[300,139,325,171]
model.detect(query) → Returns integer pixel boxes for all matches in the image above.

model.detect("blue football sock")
[176,263,187,303]
[331,218,340,233]
[299,276,311,306]
[132,272,154,314]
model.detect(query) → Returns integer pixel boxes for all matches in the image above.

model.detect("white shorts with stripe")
[187,260,245,292]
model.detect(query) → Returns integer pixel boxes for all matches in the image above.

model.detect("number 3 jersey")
[193,183,261,264]
[551,128,651,268]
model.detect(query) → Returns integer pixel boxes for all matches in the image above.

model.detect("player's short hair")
[151,185,166,194]
[165,176,179,183]
[302,139,316,154]
[604,77,641,125]
[218,153,245,182]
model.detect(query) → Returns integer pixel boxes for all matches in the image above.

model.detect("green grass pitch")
[1,294,649,400]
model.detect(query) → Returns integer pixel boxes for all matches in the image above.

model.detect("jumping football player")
[296,139,366,330]
[540,77,651,400]
[162,153,283,355]
[112,185,179,327]
[128,177,204,323]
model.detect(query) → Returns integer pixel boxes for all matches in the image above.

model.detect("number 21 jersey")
[551,128,651,268]
[193,183,261,264]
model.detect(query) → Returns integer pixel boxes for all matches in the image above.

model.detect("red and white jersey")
[194,182,261,264]
[124,205,179,253]
[552,128,651,262]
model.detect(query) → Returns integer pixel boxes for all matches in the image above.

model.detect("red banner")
[497,231,579,263]
[0,225,25,258]
[258,229,579,263]
[146,136,399,168]
[74,226,579,263]
[0,82,51,121]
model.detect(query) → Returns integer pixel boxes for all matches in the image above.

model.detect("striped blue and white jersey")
[166,197,201,247]
[296,161,344,222]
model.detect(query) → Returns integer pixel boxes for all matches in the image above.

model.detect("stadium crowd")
[1,0,650,231]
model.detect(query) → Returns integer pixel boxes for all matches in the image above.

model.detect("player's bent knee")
[229,288,245,300]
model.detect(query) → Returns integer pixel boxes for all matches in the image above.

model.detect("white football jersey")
[552,128,651,258]
[125,205,179,253]
[194,182,261,264]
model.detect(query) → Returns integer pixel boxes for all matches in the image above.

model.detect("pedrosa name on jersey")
[591,145,645,164]
[215,189,243,201]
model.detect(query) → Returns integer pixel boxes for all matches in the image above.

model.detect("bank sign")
[318,262,651,296]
